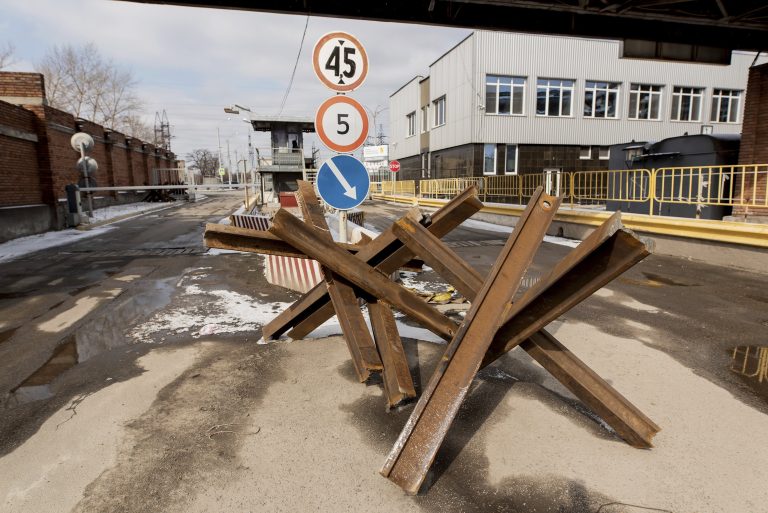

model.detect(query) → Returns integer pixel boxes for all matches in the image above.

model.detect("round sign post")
[315,96,369,154]
[312,31,369,92]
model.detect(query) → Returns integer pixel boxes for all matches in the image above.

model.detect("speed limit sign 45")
[313,31,368,92]
[315,96,369,153]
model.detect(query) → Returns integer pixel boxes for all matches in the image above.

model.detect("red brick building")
[0,72,176,242]
[736,63,768,219]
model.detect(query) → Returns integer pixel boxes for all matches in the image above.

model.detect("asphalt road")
[0,195,766,513]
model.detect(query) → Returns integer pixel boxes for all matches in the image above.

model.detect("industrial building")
[388,31,760,181]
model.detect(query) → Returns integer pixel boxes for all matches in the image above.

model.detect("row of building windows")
[407,79,740,137]
[481,144,610,175]
[485,75,742,123]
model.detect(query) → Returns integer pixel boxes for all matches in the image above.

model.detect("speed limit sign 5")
[313,31,369,92]
[315,96,369,153]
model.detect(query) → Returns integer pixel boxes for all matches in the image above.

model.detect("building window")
[406,111,416,137]
[483,144,496,175]
[433,96,446,127]
[536,79,574,117]
[598,146,610,160]
[421,106,429,133]
[505,144,518,175]
[628,84,662,120]
[584,81,620,118]
[671,86,703,121]
[485,75,525,115]
[579,146,592,160]
[711,89,741,123]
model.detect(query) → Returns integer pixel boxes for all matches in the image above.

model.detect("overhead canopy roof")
[126,1,768,51]
[248,115,315,133]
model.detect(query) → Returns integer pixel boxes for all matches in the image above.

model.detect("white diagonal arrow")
[326,158,357,200]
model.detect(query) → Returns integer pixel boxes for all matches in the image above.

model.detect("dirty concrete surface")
[1,194,767,513]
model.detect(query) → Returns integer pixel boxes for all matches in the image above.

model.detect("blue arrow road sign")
[316,155,370,210]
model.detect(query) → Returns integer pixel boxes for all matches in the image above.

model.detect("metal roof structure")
[247,115,315,133]
[126,1,768,51]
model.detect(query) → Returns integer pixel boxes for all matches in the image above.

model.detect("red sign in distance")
[389,160,401,173]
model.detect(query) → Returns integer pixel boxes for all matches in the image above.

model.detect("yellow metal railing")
[369,181,382,195]
[382,180,416,197]
[570,169,652,206]
[654,165,768,209]
[377,165,768,217]
[731,346,768,384]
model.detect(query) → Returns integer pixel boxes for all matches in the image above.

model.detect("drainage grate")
[444,239,506,248]
[34,247,206,260]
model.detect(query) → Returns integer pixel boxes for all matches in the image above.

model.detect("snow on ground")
[87,202,172,222]
[0,226,116,263]
[130,274,292,341]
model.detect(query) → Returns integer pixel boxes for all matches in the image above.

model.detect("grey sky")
[0,0,469,161]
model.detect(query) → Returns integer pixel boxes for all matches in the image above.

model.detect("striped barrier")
[265,254,324,293]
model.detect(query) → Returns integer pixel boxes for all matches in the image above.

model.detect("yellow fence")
[381,179,416,197]
[378,164,768,216]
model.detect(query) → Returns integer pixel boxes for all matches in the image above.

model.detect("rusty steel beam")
[325,274,383,380]
[204,223,359,258]
[382,189,560,494]
[204,223,425,270]
[368,300,416,408]
[262,186,482,340]
[520,330,660,449]
[391,215,484,300]
[482,218,655,369]
[270,209,459,341]
[401,209,660,449]
[295,180,382,381]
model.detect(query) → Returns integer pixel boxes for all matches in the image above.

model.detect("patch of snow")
[543,235,581,248]
[205,247,247,255]
[130,283,292,341]
[0,226,116,263]
[461,219,514,234]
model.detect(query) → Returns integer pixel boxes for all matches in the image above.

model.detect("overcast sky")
[0,0,469,161]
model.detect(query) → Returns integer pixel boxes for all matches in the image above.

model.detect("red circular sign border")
[315,96,370,154]
[389,160,401,173]
[312,31,369,93]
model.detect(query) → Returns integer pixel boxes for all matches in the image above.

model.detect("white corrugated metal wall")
[389,31,758,157]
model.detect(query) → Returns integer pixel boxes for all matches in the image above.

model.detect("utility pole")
[217,127,224,184]
[227,139,233,188]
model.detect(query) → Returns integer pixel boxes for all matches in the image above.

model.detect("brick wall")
[735,63,768,217]
[0,100,43,206]
[0,71,175,218]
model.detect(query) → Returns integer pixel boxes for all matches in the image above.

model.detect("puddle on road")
[729,345,768,401]
[12,335,79,403]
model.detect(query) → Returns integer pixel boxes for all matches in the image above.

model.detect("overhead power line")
[277,15,310,116]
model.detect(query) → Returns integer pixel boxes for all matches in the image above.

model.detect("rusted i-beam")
[295,181,382,381]
[262,186,483,340]
[382,188,559,495]
[391,209,660,449]
[368,300,417,408]
[269,209,459,341]
[203,223,424,270]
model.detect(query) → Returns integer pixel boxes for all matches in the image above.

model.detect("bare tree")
[186,149,219,177]
[0,42,15,70]
[36,43,148,138]
[121,114,154,142]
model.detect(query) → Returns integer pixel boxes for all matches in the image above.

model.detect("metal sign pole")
[339,210,348,243]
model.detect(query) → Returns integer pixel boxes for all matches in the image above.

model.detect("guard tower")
[249,115,315,207]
